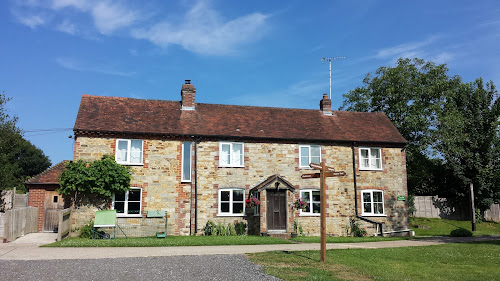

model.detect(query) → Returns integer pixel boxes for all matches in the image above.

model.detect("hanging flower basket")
[292,199,308,212]
[245,195,260,209]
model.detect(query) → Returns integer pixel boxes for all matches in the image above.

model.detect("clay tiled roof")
[26,161,68,185]
[74,95,406,145]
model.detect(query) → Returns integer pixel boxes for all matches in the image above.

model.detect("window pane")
[220,144,230,165]
[114,202,125,213]
[311,146,320,164]
[300,147,309,166]
[374,203,383,214]
[127,202,141,214]
[115,193,125,201]
[300,191,310,202]
[313,202,320,213]
[312,191,320,202]
[221,191,230,202]
[371,148,380,158]
[117,140,128,162]
[373,191,383,203]
[233,190,244,201]
[364,203,371,213]
[233,203,244,214]
[128,190,141,202]
[182,142,192,181]
[363,192,371,203]
[221,203,230,213]
[232,143,242,166]
[130,140,142,163]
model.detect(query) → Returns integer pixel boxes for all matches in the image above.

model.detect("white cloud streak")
[56,57,135,76]
[131,1,270,55]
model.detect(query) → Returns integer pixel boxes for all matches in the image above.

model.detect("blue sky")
[1,0,499,166]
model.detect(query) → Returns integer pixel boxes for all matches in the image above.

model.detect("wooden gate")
[43,191,63,232]
[267,190,287,230]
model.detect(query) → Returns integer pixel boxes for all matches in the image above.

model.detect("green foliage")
[347,219,367,237]
[0,92,51,192]
[79,220,94,238]
[437,78,500,210]
[450,228,473,237]
[293,220,304,235]
[203,220,247,236]
[58,155,131,200]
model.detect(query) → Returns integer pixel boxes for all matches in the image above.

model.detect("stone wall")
[73,135,408,237]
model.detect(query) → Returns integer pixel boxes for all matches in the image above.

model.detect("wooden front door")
[267,190,287,230]
[43,191,63,232]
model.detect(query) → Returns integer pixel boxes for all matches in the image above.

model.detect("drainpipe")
[193,138,201,234]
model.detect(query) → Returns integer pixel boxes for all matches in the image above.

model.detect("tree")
[437,79,500,210]
[341,58,459,195]
[0,92,51,192]
[58,155,132,206]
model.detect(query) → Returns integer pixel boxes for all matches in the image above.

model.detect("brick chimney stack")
[320,93,332,115]
[181,79,196,111]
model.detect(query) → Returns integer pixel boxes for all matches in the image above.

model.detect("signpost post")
[303,162,347,262]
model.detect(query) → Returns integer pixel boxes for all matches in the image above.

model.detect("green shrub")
[235,221,247,235]
[450,228,473,237]
[347,219,367,237]
[203,221,217,236]
[203,220,247,236]
[79,220,94,238]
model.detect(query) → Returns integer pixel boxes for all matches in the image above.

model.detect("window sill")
[218,166,245,168]
[359,168,383,171]
[116,214,142,218]
[217,213,245,217]
[181,180,192,183]
[116,162,144,166]
[360,214,386,217]
[299,213,320,217]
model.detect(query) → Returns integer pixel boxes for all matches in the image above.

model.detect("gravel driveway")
[0,254,280,281]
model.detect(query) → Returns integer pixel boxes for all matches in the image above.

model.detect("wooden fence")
[57,208,72,241]
[2,207,38,242]
[414,196,500,222]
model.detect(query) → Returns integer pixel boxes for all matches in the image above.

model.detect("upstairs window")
[113,187,142,217]
[182,142,192,182]
[218,188,245,216]
[361,190,385,216]
[299,145,321,168]
[300,189,321,216]
[219,142,244,167]
[359,147,382,170]
[116,139,143,165]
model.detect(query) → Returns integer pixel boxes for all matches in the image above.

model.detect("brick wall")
[27,186,46,232]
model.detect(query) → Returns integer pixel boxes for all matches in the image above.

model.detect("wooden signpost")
[303,162,347,262]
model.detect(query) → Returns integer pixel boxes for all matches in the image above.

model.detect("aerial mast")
[321,57,346,99]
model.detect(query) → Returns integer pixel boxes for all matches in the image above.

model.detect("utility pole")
[470,183,476,231]
[321,57,346,99]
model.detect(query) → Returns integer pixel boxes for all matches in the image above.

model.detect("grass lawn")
[248,240,500,281]
[291,236,412,243]
[43,235,292,247]
[410,217,500,236]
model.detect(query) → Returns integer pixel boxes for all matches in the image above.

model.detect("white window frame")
[361,189,385,216]
[218,188,245,216]
[219,142,244,168]
[359,147,382,171]
[115,139,144,165]
[299,145,321,168]
[299,189,321,216]
[113,187,142,217]
[181,142,192,182]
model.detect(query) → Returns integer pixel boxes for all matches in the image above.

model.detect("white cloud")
[375,36,438,60]
[90,1,138,35]
[16,14,47,28]
[56,19,77,34]
[56,57,135,76]
[131,1,270,55]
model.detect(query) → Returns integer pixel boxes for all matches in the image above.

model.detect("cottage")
[71,80,408,237]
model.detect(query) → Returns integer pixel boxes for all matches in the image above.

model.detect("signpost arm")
[320,162,326,262]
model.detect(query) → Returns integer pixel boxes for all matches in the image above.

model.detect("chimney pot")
[320,93,332,116]
[181,80,196,111]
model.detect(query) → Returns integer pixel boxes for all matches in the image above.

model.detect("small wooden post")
[320,162,326,262]
[470,183,476,231]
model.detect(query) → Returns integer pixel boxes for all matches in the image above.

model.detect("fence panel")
[484,204,500,222]
[4,207,38,242]
[57,208,72,241]
[414,196,499,222]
